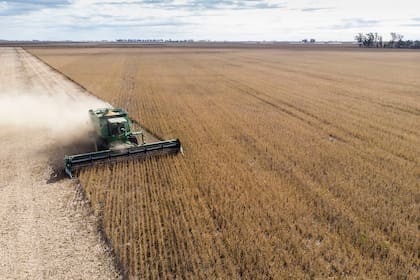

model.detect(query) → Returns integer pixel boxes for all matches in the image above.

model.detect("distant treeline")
[355,32,420,49]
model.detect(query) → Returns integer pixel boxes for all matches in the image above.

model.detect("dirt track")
[0,47,120,279]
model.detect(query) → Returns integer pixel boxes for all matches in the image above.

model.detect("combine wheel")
[128,135,139,145]
[95,138,106,151]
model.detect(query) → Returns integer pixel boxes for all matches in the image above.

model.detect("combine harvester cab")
[64,108,182,178]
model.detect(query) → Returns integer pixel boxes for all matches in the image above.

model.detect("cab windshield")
[108,117,127,136]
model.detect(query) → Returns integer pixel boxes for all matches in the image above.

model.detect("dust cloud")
[0,89,111,176]
[0,90,110,140]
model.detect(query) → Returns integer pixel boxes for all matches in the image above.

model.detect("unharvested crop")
[30,47,420,279]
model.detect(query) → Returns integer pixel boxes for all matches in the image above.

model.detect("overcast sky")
[0,0,419,41]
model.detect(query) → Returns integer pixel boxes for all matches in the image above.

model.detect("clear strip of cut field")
[0,47,120,279]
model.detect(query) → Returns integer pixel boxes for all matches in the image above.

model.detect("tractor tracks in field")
[223,76,419,166]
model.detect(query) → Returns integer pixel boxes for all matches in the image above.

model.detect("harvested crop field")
[29,47,420,279]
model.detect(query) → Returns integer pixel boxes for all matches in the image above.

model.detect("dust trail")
[0,90,109,135]
[0,89,110,137]
[0,47,120,279]
[0,47,111,159]
[0,90,111,173]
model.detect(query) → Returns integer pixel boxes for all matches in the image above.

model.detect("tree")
[390,32,397,42]
[363,33,375,47]
[389,32,404,48]
[374,33,379,47]
[396,33,404,48]
[389,33,404,48]
[355,32,417,49]
[355,33,364,47]
[378,35,383,48]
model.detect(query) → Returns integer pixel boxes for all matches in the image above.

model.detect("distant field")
[29,47,420,278]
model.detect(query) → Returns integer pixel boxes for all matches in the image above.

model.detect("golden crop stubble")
[31,47,420,279]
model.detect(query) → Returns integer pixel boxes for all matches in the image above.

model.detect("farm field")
[29,47,420,279]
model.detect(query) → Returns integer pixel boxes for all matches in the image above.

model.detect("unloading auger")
[64,108,182,178]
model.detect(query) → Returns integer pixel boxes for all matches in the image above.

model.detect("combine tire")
[95,138,106,151]
[128,135,138,145]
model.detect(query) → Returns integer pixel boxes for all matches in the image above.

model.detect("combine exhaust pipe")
[64,139,181,178]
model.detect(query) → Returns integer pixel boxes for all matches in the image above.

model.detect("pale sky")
[0,0,419,41]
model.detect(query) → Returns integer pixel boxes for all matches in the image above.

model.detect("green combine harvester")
[64,108,181,178]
